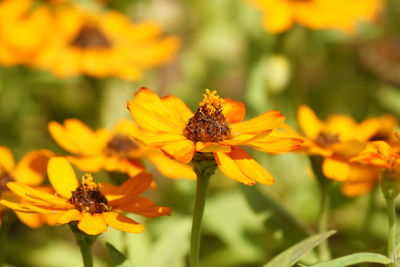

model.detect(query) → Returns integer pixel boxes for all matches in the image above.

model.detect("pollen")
[183,89,231,143]
[105,134,138,157]
[69,174,108,214]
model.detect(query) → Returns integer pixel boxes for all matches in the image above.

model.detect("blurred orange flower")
[48,119,195,179]
[246,0,383,34]
[0,146,54,227]
[284,105,394,196]
[0,0,52,66]
[1,157,170,235]
[128,88,303,185]
[32,5,180,80]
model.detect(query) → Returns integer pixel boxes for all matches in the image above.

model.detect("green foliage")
[310,253,392,267]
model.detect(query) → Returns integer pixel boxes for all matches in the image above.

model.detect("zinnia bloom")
[1,157,171,235]
[32,5,180,80]
[48,119,195,179]
[285,105,391,196]
[0,146,54,227]
[246,0,383,34]
[0,0,52,66]
[127,88,303,185]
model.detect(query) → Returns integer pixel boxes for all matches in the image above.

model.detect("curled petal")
[102,212,144,234]
[161,139,195,164]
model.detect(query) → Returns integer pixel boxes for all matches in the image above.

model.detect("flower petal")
[47,157,78,199]
[78,213,108,235]
[0,146,15,172]
[57,209,82,224]
[102,212,144,234]
[245,136,304,153]
[298,105,323,140]
[340,164,379,197]
[145,150,196,180]
[14,212,45,228]
[196,143,231,153]
[161,139,195,164]
[322,157,350,181]
[222,98,245,124]
[115,196,171,217]
[230,111,285,135]
[161,95,194,127]
[214,151,256,185]
[14,149,54,186]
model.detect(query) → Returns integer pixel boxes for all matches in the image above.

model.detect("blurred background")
[1,0,400,266]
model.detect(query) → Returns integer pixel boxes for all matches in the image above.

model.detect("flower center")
[105,134,138,157]
[70,25,111,49]
[183,89,231,143]
[315,131,340,147]
[69,174,108,214]
[0,170,13,195]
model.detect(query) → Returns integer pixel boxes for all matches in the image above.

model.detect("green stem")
[69,222,99,267]
[318,181,332,262]
[385,196,398,267]
[0,213,12,265]
[190,153,217,267]
[362,187,377,234]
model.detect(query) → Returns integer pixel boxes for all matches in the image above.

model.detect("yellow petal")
[0,146,15,172]
[246,136,303,153]
[161,95,194,127]
[47,157,78,199]
[14,149,54,186]
[196,143,231,153]
[48,121,80,154]
[230,111,285,135]
[298,105,323,140]
[78,213,108,235]
[161,139,195,164]
[57,209,82,224]
[322,157,350,181]
[102,212,144,234]
[15,212,45,228]
[261,1,294,33]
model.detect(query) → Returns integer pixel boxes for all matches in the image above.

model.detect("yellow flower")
[1,157,170,235]
[32,5,180,80]
[127,88,303,185]
[0,0,52,66]
[285,105,393,196]
[48,119,195,179]
[0,146,54,228]
[246,0,383,34]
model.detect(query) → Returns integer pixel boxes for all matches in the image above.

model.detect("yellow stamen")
[198,89,224,114]
[81,174,98,191]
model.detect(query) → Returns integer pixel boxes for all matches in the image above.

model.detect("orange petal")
[57,209,82,224]
[78,213,108,235]
[196,143,231,153]
[14,212,45,228]
[145,150,196,180]
[230,111,285,135]
[161,95,194,126]
[326,115,357,141]
[161,139,195,164]
[115,196,172,217]
[102,212,144,234]
[245,136,303,153]
[47,157,78,199]
[261,1,293,33]
[322,157,350,181]
[298,105,323,140]
[354,118,380,141]
[222,98,245,124]
[340,164,379,197]
[127,88,185,134]
[214,151,256,185]
[14,149,54,186]
[0,199,32,212]
[0,146,15,172]
[138,133,187,147]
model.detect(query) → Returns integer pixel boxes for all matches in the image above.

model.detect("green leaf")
[263,230,336,267]
[240,184,312,243]
[105,242,133,267]
[310,253,392,267]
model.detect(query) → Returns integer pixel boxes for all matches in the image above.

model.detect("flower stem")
[0,213,12,265]
[190,153,217,267]
[69,222,99,267]
[318,180,332,261]
[385,196,398,267]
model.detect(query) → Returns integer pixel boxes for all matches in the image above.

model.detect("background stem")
[385,196,398,267]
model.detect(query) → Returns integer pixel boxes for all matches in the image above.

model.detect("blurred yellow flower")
[48,119,195,179]
[32,5,180,80]
[128,88,303,185]
[0,0,52,66]
[0,146,54,227]
[1,157,170,235]
[246,0,383,34]
[284,105,395,196]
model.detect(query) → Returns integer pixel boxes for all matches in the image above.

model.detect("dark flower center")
[105,134,138,157]
[183,90,231,143]
[70,25,111,49]
[69,175,108,214]
[315,132,340,147]
[0,171,13,195]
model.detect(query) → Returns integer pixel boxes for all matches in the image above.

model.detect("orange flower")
[1,157,170,235]
[246,0,383,34]
[127,88,303,185]
[32,5,180,80]
[48,119,195,179]
[0,0,52,66]
[0,146,54,227]
[285,105,393,196]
